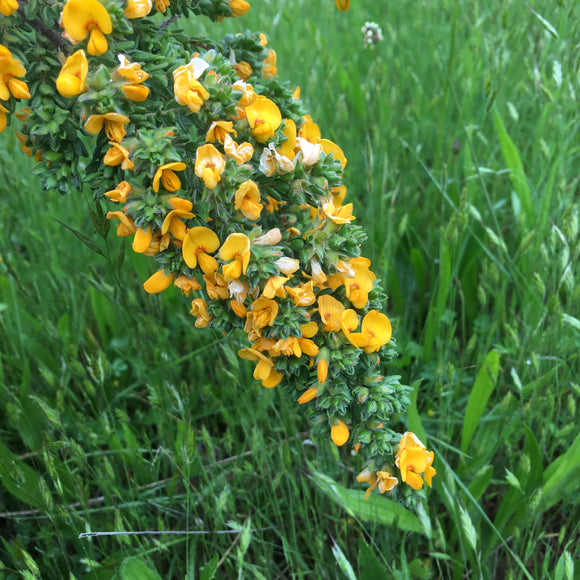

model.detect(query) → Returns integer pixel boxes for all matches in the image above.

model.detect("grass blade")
[460,350,500,453]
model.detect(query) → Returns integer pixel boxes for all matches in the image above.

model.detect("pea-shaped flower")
[62,0,113,56]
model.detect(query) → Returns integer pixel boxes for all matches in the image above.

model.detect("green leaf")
[493,109,534,227]
[461,350,500,453]
[531,10,558,38]
[0,440,47,511]
[331,538,357,580]
[357,538,387,580]
[53,218,105,257]
[541,430,580,508]
[200,554,219,580]
[119,557,163,580]
[309,468,426,536]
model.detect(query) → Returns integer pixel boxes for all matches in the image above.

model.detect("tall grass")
[1,0,579,577]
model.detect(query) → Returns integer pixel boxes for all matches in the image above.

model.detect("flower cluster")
[361,21,384,49]
[1,0,435,500]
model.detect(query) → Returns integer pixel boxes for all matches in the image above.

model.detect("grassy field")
[1,0,579,578]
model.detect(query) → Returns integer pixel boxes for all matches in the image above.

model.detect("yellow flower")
[286,281,316,307]
[103,142,133,170]
[0,47,30,101]
[224,134,254,164]
[262,275,288,299]
[0,0,18,17]
[238,348,283,389]
[132,226,153,253]
[0,104,9,134]
[117,55,149,102]
[194,144,225,189]
[345,310,392,353]
[299,115,321,143]
[106,210,135,236]
[244,297,278,338]
[55,50,88,98]
[143,269,174,294]
[182,226,220,274]
[341,257,376,309]
[229,0,250,16]
[173,58,210,113]
[234,180,263,221]
[277,119,296,160]
[190,298,213,328]
[321,199,355,225]
[104,180,132,203]
[84,113,130,143]
[124,0,152,18]
[263,49,277,79]
[320,138,347,169]
[336,0,349,11]
[298,387,318,405]
[331,419,349,446]
[253,228,282,246]
[206,120,236,144]
[356,468,397,500]
[62,0,113,56]
[161,198,195,241]
[317,294,345,332]
[232,79,257,108]
[395,432,436,490]
[152,161,186,193]
[245,96,282,143]
[219,233,251,281]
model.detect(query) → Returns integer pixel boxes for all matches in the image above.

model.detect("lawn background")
[0,0,579,578]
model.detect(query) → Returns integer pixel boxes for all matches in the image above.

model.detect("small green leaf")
[119,557,163,580]
[200,554,219,580]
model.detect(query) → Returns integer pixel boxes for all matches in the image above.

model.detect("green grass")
[1,0,579,578]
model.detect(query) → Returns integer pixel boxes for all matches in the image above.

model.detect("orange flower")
[229,0,249,16]
[0,46,30,100]
[143,269,174,294]
[161,199,195,241]
[103,142,133,170]
[356,468,397,500]
[190,298,213,328]
[336,0,349,11]
[298,387,318,405]
[104,181,132,203]
[0,0,18,17]
[174,275,201,297]
[341,257,376,309]
[106,210,135,236]
[0,104,9,134]
[56,50,88,97]
[263,49,277,79]
[194,144,225,189]
[331,419,349,446]
[61,0,113,56]
[84,113,130,143]
[244,297,278,338]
